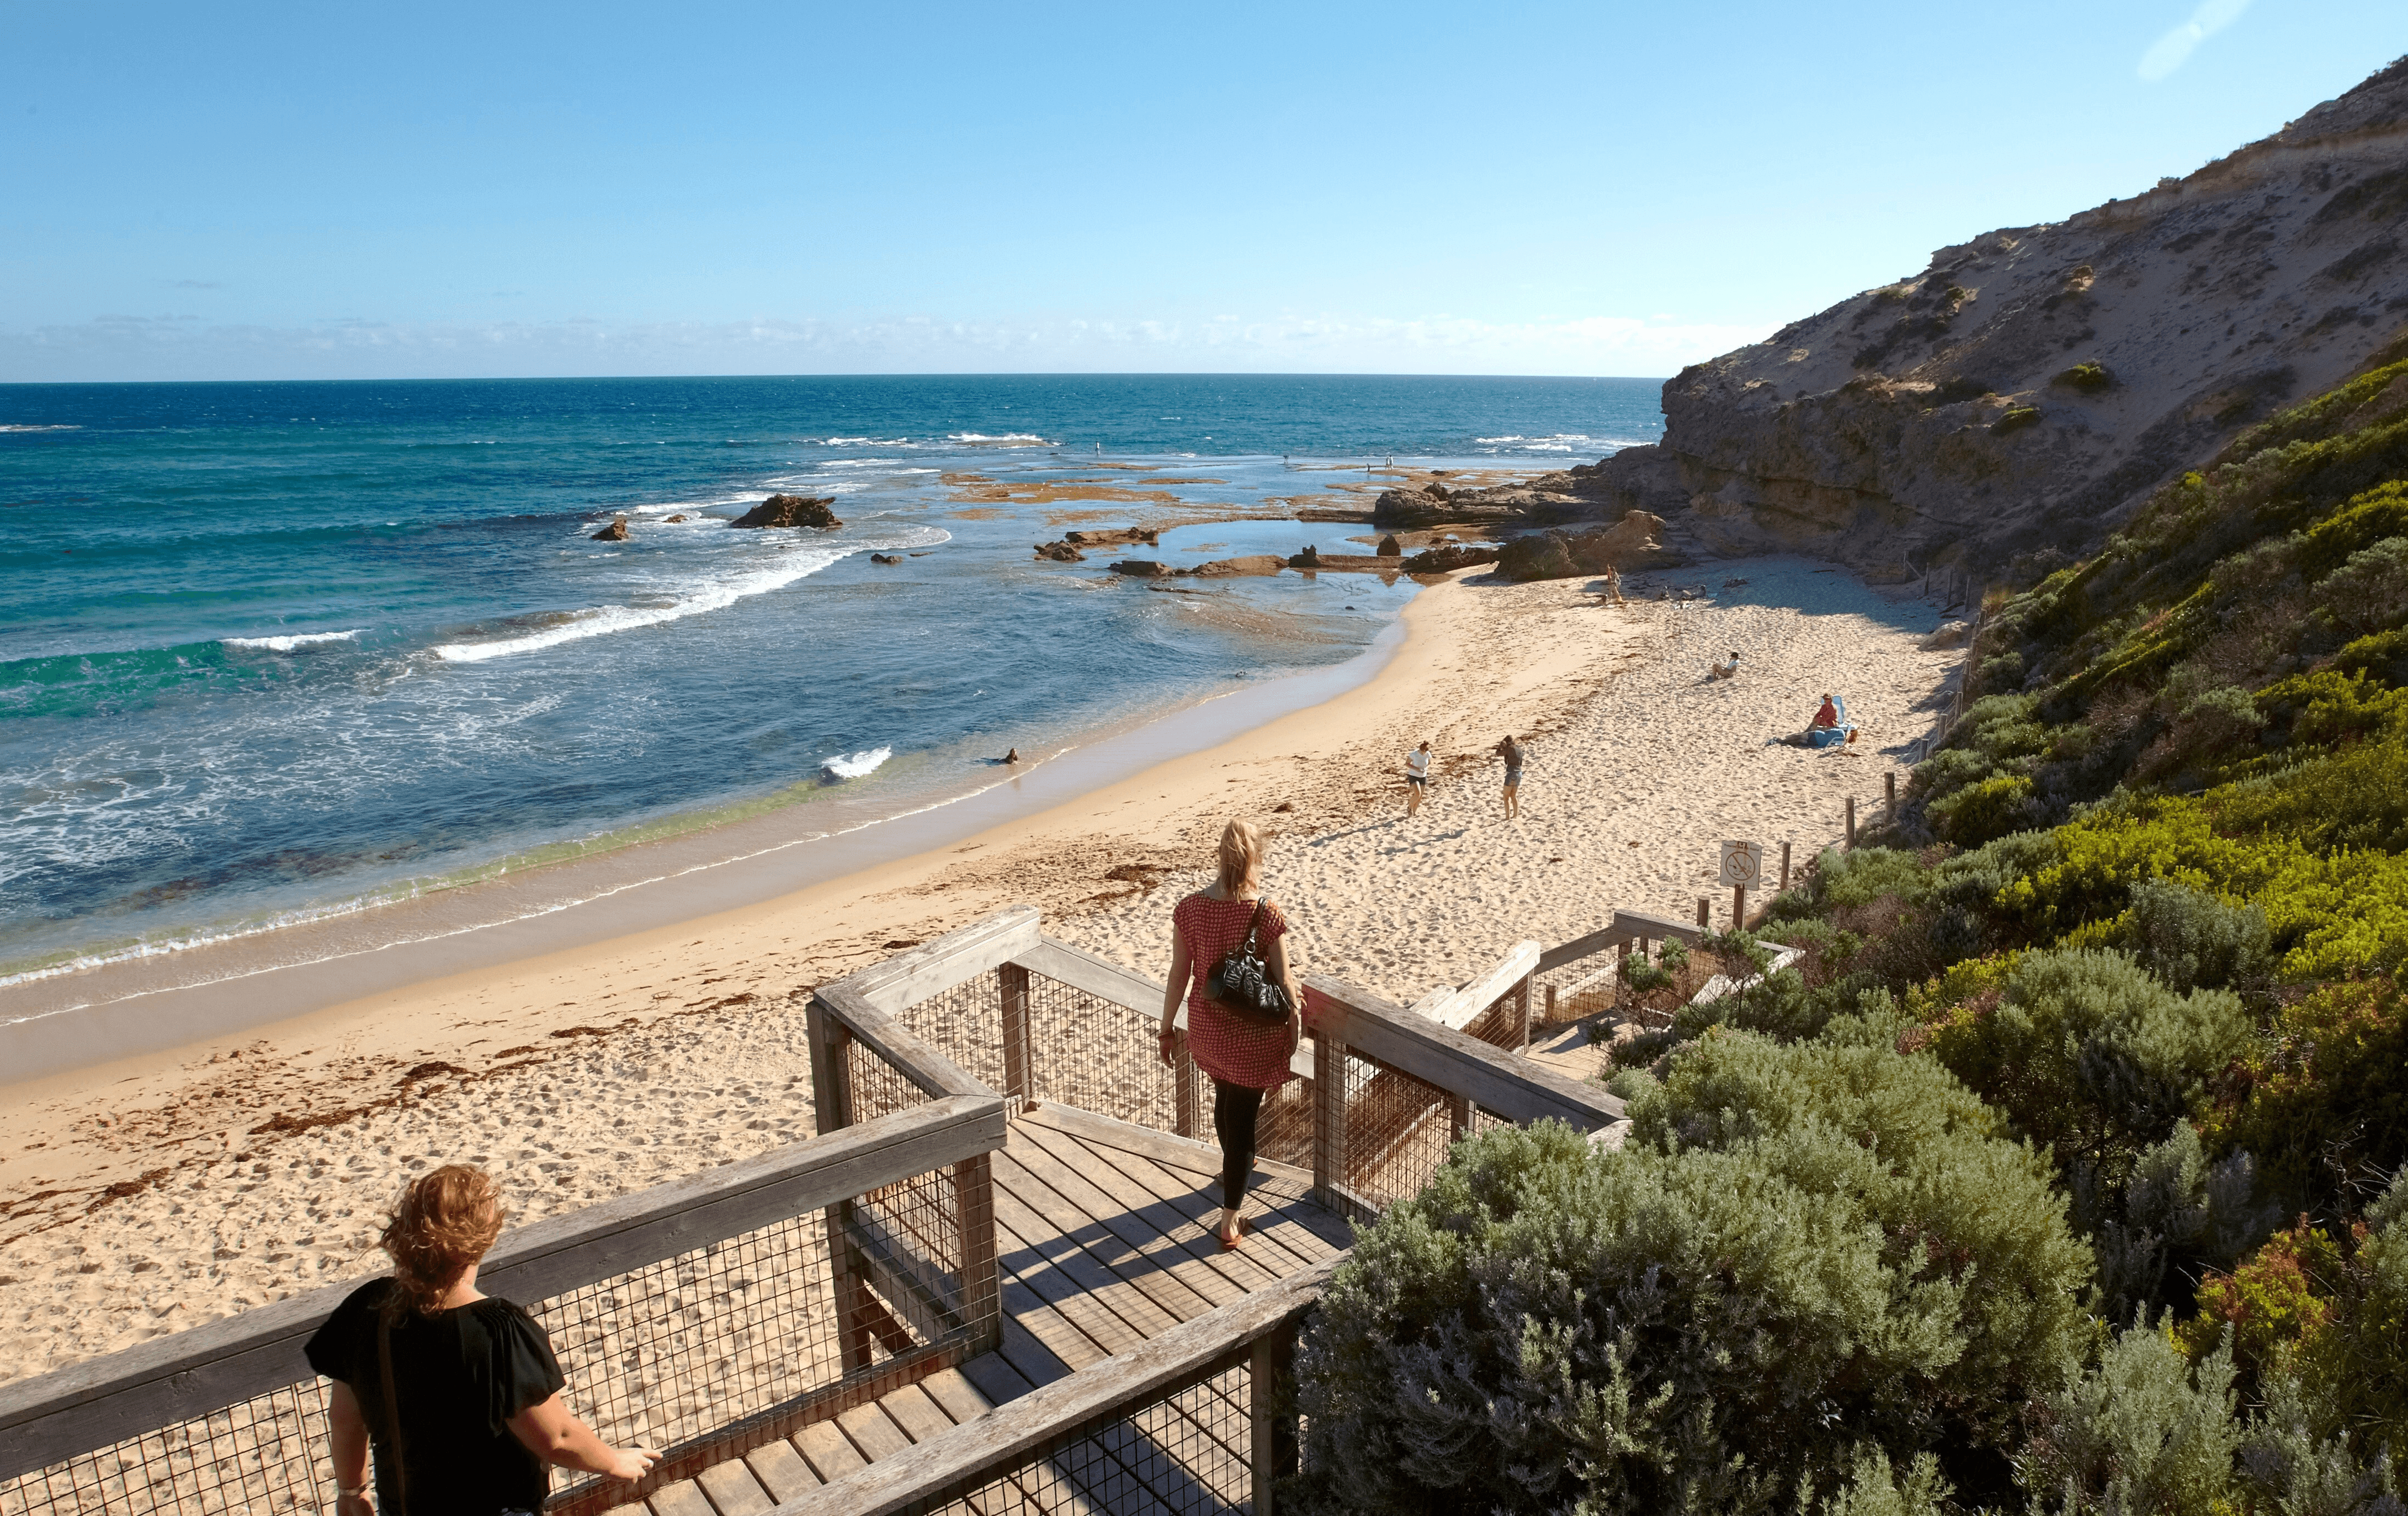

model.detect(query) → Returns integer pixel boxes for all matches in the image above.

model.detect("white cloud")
[2138,0,2251,82]
[0,310,1774,383]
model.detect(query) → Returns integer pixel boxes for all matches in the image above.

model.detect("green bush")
[2054,361,2115,394]
[1292,1051,2091,1514]
[1927,948,2252,1182]
[2122,877,2272,995]
[2017,1323,2244,1514]
[2084,1123,2279,1327]
[2207,977,2408,1211]
[2311,536,2408,637]
[1993,405,2043,436]
[1931,772,2037,846]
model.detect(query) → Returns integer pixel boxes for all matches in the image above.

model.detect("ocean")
[0,374,1662,990]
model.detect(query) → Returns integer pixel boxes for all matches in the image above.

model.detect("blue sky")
[4,1,2403,382]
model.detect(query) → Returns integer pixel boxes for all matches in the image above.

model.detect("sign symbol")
[1719,841,1763,888]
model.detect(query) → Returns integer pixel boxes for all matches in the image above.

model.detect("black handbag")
[1205,899,1294,1027]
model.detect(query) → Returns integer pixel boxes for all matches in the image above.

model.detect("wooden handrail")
[1302,975,1624,1133]
[762,1258,1341,1516]
[837,907,1043,1017]
[0,1094,1009,1485]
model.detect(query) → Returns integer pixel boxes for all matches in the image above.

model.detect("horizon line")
[1,369,1677,389]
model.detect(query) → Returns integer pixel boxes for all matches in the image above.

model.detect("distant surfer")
[990,748,1021,765]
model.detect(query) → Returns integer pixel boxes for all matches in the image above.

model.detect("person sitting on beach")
[1402,741,1432,817]
[309,1165,657,1516]
[1812,694,1840,728]
[1495,735,1524,820]
[1155,820,1302,1250]
[1709,650,1740,681]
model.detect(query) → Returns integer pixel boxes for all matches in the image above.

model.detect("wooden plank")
[989,1192,1160,1358]
[993,1313,1078,1394]
[919,1366,999,1425]
[794,1420,868,1482]
[696,1457,777,1516]
[813,983,991,1101]
[997,1139,1214,1317]
[837,1402,915,1464]
[1036,1124,1323,1287]
[647,1480,719,1516]
[0,1095,1007,1483]
[959,1344,1044,1406]
[1025,1100,1314,1191]
[1302,976,1624,1131]
[745,1441,822,1502]
[880,1384,957,1445]
[839,907,1043,1017]
[988,1158,1189,1339]
[1006,1121,1251,1311]
[764,1263,1340,1516]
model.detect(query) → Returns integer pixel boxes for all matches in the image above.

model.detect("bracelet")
[339,1485,368,1497]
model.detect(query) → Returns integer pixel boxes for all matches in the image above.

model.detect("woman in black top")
[307,1165,656,1515]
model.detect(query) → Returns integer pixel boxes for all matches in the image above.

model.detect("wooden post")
[1886,771,1897,824]
[1311,1029,1349,1214]
[1695,896,1709,931]
[1846,797,1857,848]
[1733,886,1746,930]
[1780,840,1793,893]
[1173,1030,1198,1141]
[1615,940,1631,1007]
[1513,976,1532,1052]
[807,1000,871,1371]
[1251,1322,1301,1514]
[997,961,1034,1106]
[954,1153,1002,1355]
[1544,983,1558,1024]
[1448,1093,1472,1142]
[805,998,853,1136]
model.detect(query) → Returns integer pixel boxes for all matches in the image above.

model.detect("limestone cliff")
[1592,56,2408,583]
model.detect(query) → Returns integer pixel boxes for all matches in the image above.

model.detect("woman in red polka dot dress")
[1155,819,1303,1249]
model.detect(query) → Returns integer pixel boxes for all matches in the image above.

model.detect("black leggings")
[1212,1079,1265,1211]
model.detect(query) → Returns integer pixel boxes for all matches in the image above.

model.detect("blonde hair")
[379,1164,506,1319]
[1216,819,1265,898]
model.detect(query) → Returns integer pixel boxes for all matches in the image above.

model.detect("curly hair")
[378,1164,506,1320]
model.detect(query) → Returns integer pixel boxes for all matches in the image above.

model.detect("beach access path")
[0,556,1963,1382]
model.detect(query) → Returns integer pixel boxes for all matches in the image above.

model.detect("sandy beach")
[0,556,1962,1382]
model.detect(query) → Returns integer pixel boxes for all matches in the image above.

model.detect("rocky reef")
[732,494,842,529]
[1583,57,2408,584]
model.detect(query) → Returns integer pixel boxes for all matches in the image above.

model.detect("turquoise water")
[0,374,1662,980]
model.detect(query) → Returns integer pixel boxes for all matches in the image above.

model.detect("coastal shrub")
[2083,1123,2279,1327]
[1931,772,2037,846]
[2017,1323,2244,1514]
[2334,624,2408,685]
[2300,480,2408,580]
[1293,1046,2091,1514]
[2177,1220,2343,1382]
[2312,536,2408,637]
[1927,948,2252,1183]
[2053,360,2115,394]
[1808,1450,1953,1516]
[1993,405,2043,436]
[2121,877,2272,995]
[2207,978,2408,1211]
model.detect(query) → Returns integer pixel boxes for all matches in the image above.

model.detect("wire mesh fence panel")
[902,1356,1255,1516]
[891,968,1008,1098]
[1337,1046,1457,1215]
[533,1208,846,1507]
[1027,972,1179,1133]
[1532,949,1626,1028]
[0,1382,331,1516]
[849,1030,939,1123]
[1459,990,1525,1052]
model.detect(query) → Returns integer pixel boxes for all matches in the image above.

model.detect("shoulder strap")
[376,1310,412,1516]
[1241,897,1269,951]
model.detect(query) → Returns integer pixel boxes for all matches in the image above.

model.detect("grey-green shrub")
[2018,1323,2244,1513]
[2314,536,2408,637]
[1290,1054,2092,1514]
[2085,1123,2280,1324]
[1928,948,2254,1181]
[2123,877,2272,995]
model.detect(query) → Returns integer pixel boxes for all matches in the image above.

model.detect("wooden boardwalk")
[615,1104,1351,1516]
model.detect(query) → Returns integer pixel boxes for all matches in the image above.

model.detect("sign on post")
[1719,841,1763,888]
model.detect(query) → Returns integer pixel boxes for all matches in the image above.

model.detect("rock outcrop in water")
[1580,57,2408,583]
[591,515,630,542]
[732,494,842,529]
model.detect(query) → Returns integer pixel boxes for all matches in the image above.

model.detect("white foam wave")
[821,437,912,447]
[1474,433,1599,447]
[948,432,1054,447]
[222,629,363,652]
[820,746,891,780]
[0,423,81,432]
[433,553,847,663]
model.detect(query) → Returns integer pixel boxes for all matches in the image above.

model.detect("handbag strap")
[1238,897,1268,954]
[376,1308,412,1516]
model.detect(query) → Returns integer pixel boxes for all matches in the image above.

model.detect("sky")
[3,0,2404,383]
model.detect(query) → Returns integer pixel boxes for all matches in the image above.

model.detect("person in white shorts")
[1402,741,1432,817]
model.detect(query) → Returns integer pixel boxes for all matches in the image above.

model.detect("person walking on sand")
[1402,740,1432,816]
[1156,820,1303,1250]
[309,1165,657,1516]
[1495,735,1525,820]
